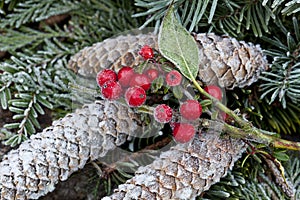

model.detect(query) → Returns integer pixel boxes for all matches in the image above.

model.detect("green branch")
[194,78,300,151]
[200,118,300,151]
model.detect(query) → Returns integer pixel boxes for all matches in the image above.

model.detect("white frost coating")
[134,174,156,186]
[174,187,195,200]
[125,186,142,199]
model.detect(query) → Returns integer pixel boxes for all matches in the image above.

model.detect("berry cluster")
[153,99,203,143]
[96,45,224,144]
[97,67,149,107]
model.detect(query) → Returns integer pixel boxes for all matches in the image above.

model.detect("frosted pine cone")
[194,33,268,89]
[68,33,158,77]
[102,131,246,200]
[0,100,141,199]
[68,33,268,89]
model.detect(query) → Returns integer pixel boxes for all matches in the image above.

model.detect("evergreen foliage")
[133,0,300,37]
[227,89,300,135]
[0,0,78,28]
[0,0,299,199]
[0,41,75,146]
[260,17,300,108]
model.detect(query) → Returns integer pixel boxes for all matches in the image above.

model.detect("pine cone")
[194,33,268,89]
[102,131,246,200]
[68,33,158,77]
[0,100,141,199]
[68,33,268,89]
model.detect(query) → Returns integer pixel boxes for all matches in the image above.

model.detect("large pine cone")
[0,101,142,199]
[68,33,268,89]
[194,33,268,89]
[102,131,245,200]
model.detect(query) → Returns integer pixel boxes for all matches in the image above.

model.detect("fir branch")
[226,88,300,136]
[0,0,79,28]
[133,0,283,38]
[260,17,300,108]
[133,0,216,33]
[0,26,67,52]
[0,0,19,14]
[262,0,300,16]
[0,0,144,52]
[64,0,144,47]
[282,0,300,15]
[0,41,76,146]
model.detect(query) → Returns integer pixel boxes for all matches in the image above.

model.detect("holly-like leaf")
[158,5,200,81]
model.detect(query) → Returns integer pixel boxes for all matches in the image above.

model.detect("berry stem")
[137,105,154,115]
[191,78,300,151]
[191,78,249,127]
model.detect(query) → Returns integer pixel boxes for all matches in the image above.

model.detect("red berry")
[125,86,147,107]
[173,123,195,143]
[101,81,122,100]
[180,100,202,120]
[96,69,117,87]
[204,85,223,101]
[118,66,135,87]
[139,45,154,60]
[153,104,173,123]
[129,73,151,91]
[145,68,159,82]
[166,70,182,86]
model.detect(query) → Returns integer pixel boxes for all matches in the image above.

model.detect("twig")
[200,118,300,151]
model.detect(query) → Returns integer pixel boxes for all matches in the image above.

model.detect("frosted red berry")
[129,73,151,91]
[125,86,146,107]
[154,104,173,123]
[101,81,122,100]
[118,66,135,87]
[166,70,182,86]
[145,68,159,82]
[204,85,223,101]
[96,69,117,87]
[139,45,154,60]
[180,99,202,120]
[173,123,195,143]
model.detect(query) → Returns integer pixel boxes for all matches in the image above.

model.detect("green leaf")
[151,76,164,93]
[273,151,289,162]
[158,5,200,82]
[172,85,183,99]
